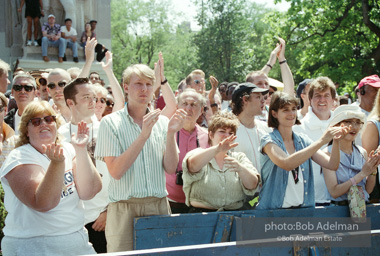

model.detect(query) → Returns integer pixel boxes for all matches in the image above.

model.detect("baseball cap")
[296,79,312,98]
[48,14,55,19]
[232,82,268,102]
[90,20,98,24]
[358,75,380,89]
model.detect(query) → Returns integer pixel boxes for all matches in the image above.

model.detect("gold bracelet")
[371,171,377,176]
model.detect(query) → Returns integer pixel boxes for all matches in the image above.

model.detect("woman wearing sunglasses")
[0,101,102,255]
[257,92,348,210]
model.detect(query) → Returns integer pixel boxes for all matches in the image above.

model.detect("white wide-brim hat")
[329,105,366,127]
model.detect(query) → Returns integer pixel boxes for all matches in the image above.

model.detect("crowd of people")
[0,23,380,255]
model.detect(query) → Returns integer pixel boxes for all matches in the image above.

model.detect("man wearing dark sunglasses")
[47,68,72,122]
[4,74,36,134]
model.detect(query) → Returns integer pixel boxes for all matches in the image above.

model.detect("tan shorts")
[106,197,171,252]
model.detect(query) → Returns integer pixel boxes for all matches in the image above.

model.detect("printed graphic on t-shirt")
[61,168,76,199]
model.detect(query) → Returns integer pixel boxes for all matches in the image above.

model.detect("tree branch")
[288,0,357,46]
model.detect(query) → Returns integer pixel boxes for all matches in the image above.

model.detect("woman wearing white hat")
[323,105,380,205]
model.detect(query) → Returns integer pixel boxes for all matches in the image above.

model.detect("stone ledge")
[22,45,85,62]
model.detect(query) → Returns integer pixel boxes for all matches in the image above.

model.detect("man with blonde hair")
[95,63,186,252]
[0,59,11,93]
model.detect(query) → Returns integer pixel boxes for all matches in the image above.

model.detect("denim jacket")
[257,129,315,210]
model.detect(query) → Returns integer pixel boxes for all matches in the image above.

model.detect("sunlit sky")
[171,0,291,31]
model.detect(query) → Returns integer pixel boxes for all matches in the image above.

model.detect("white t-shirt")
[14,109,21,136]
[58,119,110,224]
[0,143,84,238]
[61,26,78,38]
[221,100,230,111]
[282,165,304,208]
[235,120,271,172]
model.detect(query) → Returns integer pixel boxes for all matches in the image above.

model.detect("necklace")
[243,125,260,169]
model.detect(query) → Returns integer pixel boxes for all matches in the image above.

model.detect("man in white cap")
[41,14,67,63]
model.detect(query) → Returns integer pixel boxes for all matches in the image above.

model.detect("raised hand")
[85,37,97,63]
[277,37,286,60]
[209,76,218,91]
[158,52,165,82]
[168,109,187,133]
[321,125,350,144]
[224,156,243,172]
[141,109,161,139]
[101,51,113,71]
[362,151,380,176]
[217,135,239,153]
[71,121,90,148]
[42,143,65,162]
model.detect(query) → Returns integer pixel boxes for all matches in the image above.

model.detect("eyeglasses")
[342,120,364,128]
[106,100,114,107]
[96,97,106,104]
[28,115,56,127]
[47,81,67,89]
[13,84,35,92]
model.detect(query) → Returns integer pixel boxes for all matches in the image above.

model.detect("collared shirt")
[165,125,209,203]
[257,129,315,210]
[182,148,258,210]
[293,106,333,203]
[94,104,169,202]
[42,23,61,37]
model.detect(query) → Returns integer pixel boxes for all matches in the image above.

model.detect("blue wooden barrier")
[134,204,380,250]
[93,231,380,255]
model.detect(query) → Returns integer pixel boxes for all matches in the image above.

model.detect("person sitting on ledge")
[41,14,66,63]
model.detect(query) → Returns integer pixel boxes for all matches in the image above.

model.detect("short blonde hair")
[122,64,155,85]
[16,101,63,148]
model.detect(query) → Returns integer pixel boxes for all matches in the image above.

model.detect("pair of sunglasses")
[194,80,202,84]
[13,84,35,92]
[96,98,106,104]
[106,101,114,107]
[28,115,56,127]
[47,81,66,89]
[39,78,47,86]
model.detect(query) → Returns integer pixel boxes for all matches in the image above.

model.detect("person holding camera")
[165,88,209,213]
[182,112,260,212]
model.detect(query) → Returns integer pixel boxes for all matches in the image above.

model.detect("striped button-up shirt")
[95,104,169,202]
